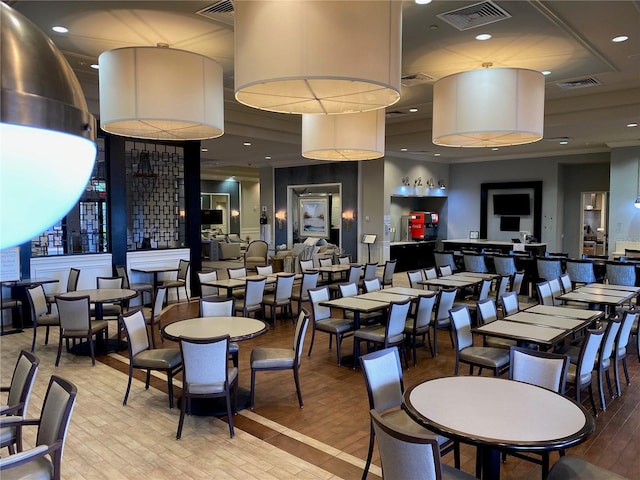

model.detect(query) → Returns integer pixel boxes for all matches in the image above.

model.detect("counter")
[442,239,547,257]
[390,241,436,272]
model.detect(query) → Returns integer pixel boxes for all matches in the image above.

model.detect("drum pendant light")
[1,3,97,249]
[234,0,402,114]
[432,67,545,147]
[99,46,224,140]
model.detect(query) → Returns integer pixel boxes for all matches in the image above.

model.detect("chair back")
[537,257,563,281]
[407,270,423,289]
[299,259,314,271]
[493,254,517,275]
[511,271,525,295]
[6,350,39,418]
[256,265,273,275]
[338,255,351,265]
[177,259,190,281]
[477,278,492,301]
[509,346,569,393]
[463,252,488,273]
[359,347,404,412]
[606,261,636,286]
[599,314,622,369]
[200,297,234,317]
[566,259,596,285]
[180,335,232,391]
[298,271,320,299]
[292,310,310,367]
[198,270,219,297]
[339,282,359,298]
[434,288,457,324]
[536,281,554,306]
[309,286,331,322]
[382,260,396,285]
[434,251,456,271]
[386,299,411,342]
[244,277,267,307]
[501,291,519,316]
[26,284,48,318]
[319,257,333,268]
[450,305,474,350]
[363,278,382,293]
[423,267,438,280]
[575,328,605,385]
[414,293,437,329]
[227,266,247,279]
[347,265,363,283]
[122,309,150,357]
[439,265,452,277]
[362,262,378,281]
[476,298,498,325]
[495,274,511,303]
[616,309,638,356]
[115,265,130,288]
[370,409,444,480]
[559,273,573,293]
[151,286,167,322]
[274,273,296,301]
[245,240,269,267]
[35,375,78,453]
[97,276,123,289]
[548,278,563,305]
[56,295,91,332]
[67,268,80,292]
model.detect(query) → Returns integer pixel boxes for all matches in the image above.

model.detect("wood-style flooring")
[2,272,639,479]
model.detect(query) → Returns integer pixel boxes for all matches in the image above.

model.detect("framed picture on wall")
[469,231,479,239]
[300,197,329,237]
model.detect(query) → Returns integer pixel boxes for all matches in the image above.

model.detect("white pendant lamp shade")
[99,47,224,140]
[1,3,96,249]
[302,110,385,161]
[432,68,545,147]
[234,0,402,114]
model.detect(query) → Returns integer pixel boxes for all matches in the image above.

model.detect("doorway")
[581,191,608,256]
[201,193,230,235]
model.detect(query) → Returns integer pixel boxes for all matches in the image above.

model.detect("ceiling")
[10,0,640,178]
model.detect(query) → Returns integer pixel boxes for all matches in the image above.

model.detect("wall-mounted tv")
[493,194,531,215]
[201,209,223,225]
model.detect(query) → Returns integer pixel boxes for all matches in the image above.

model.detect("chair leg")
[250,369,257,410]
[623,357,631,385]
[226,391,235,438]
[336,334,342,366]
[31,326,37,352]
[307,325,316,357]
[45,326,50,345]
[605,370,614,398]
[89,335,96,366]
[149,323,157,348]
[293,367,304,408]
[167,370,175,408]
[145,370,151,389]
[598,371,606,411]
[453,441,460,469]
[176,393,187,439]
[587,383,598,415]
[55,334,63,366]
[123,365,134,406]
[362,422,375,480]
[433,326,438,356]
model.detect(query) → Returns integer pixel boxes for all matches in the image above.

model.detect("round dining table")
[403,376,595,480]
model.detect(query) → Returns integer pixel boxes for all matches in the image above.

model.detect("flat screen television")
[500,216,521,232]
[493,194,531,215]
[201,209,223,225]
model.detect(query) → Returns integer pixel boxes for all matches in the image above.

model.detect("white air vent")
[385,111,409,118]
[555,77,601,90]
[437,1,511,31]
[401,72,435,87]
[196,0,234,26]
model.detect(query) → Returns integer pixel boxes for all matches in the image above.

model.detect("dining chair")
[605,261,636,288]
[476,298,517,349]
[536,281,554,306]
[450,305,510,376]
[55,295,108,366]
[96,276,124,318]
[438,264,453,277]
[379,259,396,288]
[493,254,517,275]
[256,265,273,275]
[199,298,238,367]
[404,292,437,364]
[330,264,362,298]
[353,298,411,369]
[564,327,605,415]
[234,277,266,319]
[537,257,563,281]
[197,270,219,298]
[547,456,628,480]
[141,286,167,348]
[360,348,460,480]
[115,265,152,306]
[339,281,381,325]
[338,255,351,265]
[493,274,511,306]
[359,262,378,292]
[565,259,596,287]
[500,291,520,317]
[423,266,438,280]
[228,266,248,299]
[262,273,295,327]
[318,257,333,284]
[290,270,320,314]
[612,309,637,396]
[510,270,525,296]
[299,259,314,272]
[121,309,182,408]
[25,284,59,352]
[548,277,564,305]
[250,310,310,409]
[244,240,269,272]
[363,277,382,293]
[434,251,457,273]
[0,376,77,480]
[45,267,80,310]
[431,287,457,356]
[559,272,573,293]
[455,278,492,311]
[406,270,424,289]
[0,350,39,454]
[177,335,237,439]
[307,286,355,365]
[463,252,488,273]
[163,258,190,303]
[0,287,22,336]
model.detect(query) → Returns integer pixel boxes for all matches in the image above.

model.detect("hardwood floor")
[2,272,639,479]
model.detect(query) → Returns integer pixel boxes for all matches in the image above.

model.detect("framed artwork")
[300,197,329,237]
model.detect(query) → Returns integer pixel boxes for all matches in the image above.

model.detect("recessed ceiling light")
[492,147,499,151]
[415,0,432,4]
[243,142,251,146]
[541,70,551,76]
[90,64,99,70]
[433,153,441,157]
[265,156,271,160]
[51,26,68,33]
[401,148,408,152]
[612,35,629,43]
[409,108,418,113]
[201,148,208,152]
[559,141,568,145]
[627,122,638,128]
[475,33,492,41]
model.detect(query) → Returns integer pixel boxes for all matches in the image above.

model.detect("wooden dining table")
[201,273,301,298]
[556,283,639,313]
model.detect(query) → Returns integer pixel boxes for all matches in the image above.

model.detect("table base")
[178,387,251,416]
[68,338,128,356]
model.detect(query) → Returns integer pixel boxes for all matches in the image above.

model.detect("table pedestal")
[178,387,251,416]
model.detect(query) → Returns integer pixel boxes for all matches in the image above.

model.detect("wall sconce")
[438,181,446,190]
[401,176,410,187]
[342,211,356,231]
[414,177,422,187]
[426,178,435,188]
[275,210,287,229]
[231,209,240,222]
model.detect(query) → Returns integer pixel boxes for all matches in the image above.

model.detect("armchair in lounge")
[244,240,268,272]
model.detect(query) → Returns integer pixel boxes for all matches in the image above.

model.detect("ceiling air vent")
[555,77,601,90]
[437,1,511,31]
[196,0,235,26]
[401,72,435,87]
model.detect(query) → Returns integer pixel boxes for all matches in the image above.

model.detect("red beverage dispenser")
[409,212,426,240]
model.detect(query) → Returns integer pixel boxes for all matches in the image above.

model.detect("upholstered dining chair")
[25,284,59,352]
[262,273,295,327]
[536,281,554,306]
[0,350,39,454]
[330,264,362,298]
[493,254,517,276]
[45,267,80,310]
[121,309,182,408]
[431,287,457,356]
[177,335,237,439]
[244,240,268,272]
[438,264,453,277]
[500,291,520,317]
[163,259,190,303]
[406,270,424,289]
[360,348,460,480]
[559,273,573,293]
[227,266,247,299]
[115,265,152,306]
[565,259,596,287]
[96,276,124,318]
[290,270,319,314]
[450,305,510,376]
[537,257,563,281]
[358,262,378,292]
[433,251,457,273]
[463,252,488,273]
[199,298,238,367]
[547,456,629,480]
[548,277,564,305]
[379,259,396,288]
[197,270,219,299]
[299,259,314,272]
[612,309,638,397]
[55,295,108,366]
[250,310,310,409]
[492,274,511,307]
[363,277,382,293]
[141,286,167,348]
[339,281,381,325]
[234,277,266,319]
[563,327,605,415]
[307,286,355,365]
[423,266,438,280]
[510,271,525,296]
[256,264,273,275]
[0,376,77,480]
[476,298,517,350]
[606,261,636,292]
[404,292,437,364]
